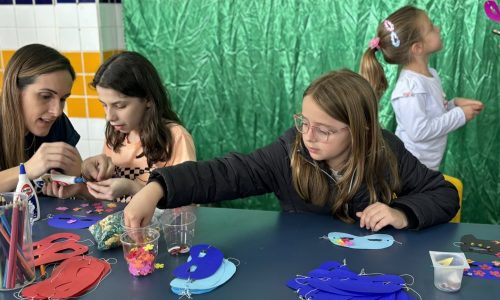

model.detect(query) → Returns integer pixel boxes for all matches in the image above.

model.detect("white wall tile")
[87,118,106,140]
[36,28,58,48]
[55,3,79,28]
[0,6,15,28]
[78,3,98,28]
[88,140,105,157]
[69,117,89,140]
[15,6,35,28]
[34,5,56,28]
[98,3,115,28]
[17,28,37,48]
[117,26,124,49]
[115,4,123,28]
[101,27,117,51]
[80,27,100,51]
[76,140,90,160]
[57,27,81,51]
[0,28,18,49]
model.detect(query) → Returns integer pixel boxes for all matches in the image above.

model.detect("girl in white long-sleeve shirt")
[359,5,484,170]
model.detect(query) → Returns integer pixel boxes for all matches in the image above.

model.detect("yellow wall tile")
[66,97,87,118]
[63,52,83,74]
[84,75,97,96]
[2,50,16,69]
[103,49,124,63]
[83,52,101,74]
[88,98,105,118]
[72,75,85,96]
[103,50,114,61]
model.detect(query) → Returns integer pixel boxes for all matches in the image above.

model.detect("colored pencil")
[17,201,25,257]
[40,264,46,280]
[0,215,10,236]
[0,257,3,289]
[2,258,7,288]
[6,200,18,288]
[0,215,34,281]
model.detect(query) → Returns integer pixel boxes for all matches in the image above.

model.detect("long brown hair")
[91,51,182,167]
[0,44,75,170]
[290,69,400,223]
[359,5,426,99]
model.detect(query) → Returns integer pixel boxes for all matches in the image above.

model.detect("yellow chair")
[443,174,463,223]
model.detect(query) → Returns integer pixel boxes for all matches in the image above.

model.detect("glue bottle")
[15,163,40,221]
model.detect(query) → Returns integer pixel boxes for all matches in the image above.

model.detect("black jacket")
[150,128,459,230]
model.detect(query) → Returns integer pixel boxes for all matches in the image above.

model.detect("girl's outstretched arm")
[124,181,164,228]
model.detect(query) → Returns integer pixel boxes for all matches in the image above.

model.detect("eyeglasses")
[293,113,349,143]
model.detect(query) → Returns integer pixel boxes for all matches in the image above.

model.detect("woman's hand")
[86,178,141,201]
[81,154,115,181]
[24,142,82,179]
[356,202,408,232]
[124,182,164,228]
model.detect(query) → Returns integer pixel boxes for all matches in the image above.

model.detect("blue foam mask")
[327,232,395,249]
[48,214,102,229]
[173,244,224,280]
[171,259,236,294]
[286,261,415,300]
[464,260,500,280]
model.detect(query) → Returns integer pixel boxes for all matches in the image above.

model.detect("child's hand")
[454,97,485,119]
[86,178,140,201]
[42,182,86,199]
[461,105,482,121]
[356,202,408,231]
[454,97,484,109]
[81,154,115,181]
[124,182,164,228]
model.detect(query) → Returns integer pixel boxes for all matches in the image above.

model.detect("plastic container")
[429,251,469,292]
[0,192,36,290]
[120,227,160,276]
[160,209,196,255]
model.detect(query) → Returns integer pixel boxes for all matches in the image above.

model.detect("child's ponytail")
[359,43,388,100]
[359,5,426,100]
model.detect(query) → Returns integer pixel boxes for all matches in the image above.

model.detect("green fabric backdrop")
[122,0,500,224]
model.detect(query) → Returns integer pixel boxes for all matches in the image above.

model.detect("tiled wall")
[0,0,124,159]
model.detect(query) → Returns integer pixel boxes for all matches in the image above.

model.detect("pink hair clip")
[383,20,400,47]
[369,37,380,49]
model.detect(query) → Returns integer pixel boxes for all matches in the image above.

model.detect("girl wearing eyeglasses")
[123,69,459,232]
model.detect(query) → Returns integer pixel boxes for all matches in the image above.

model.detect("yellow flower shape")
[155,263,164,269]
[143,244,154,251]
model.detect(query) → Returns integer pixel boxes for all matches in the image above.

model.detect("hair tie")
[383,20,400,48]
[369,37,380,50]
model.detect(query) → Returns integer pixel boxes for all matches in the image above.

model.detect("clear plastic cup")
[429,251,469,292]
[0,192,35,290]
[119,210,162,234]
[160,210,196,255]
[120,227,160,276]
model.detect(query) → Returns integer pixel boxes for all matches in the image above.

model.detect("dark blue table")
[1,197,499,299]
